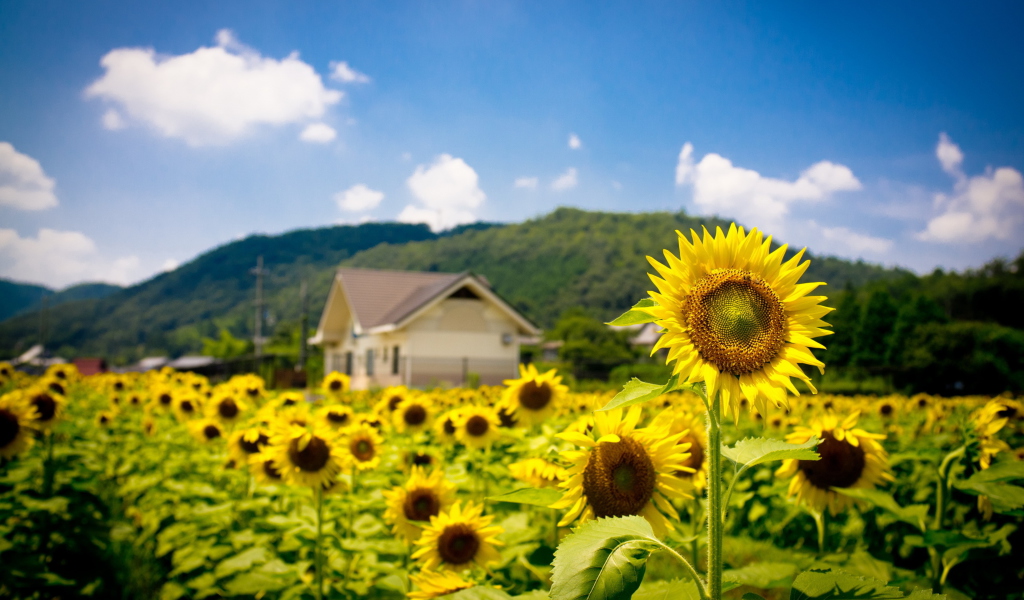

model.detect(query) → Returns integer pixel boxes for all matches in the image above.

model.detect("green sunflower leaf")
[489,487,564,507]
[607,299,659,326]
[789,568,909,599]
[959,460,1024,484]
[439,587,516,599]
[722,437,821,469]
[597,375,688,412]
[830,488,930,533]
[952,479,1024,513]
[550,516,667,600]
[632,578,703,600]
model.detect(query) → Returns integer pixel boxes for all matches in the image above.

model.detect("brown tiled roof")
[337,268,468,330]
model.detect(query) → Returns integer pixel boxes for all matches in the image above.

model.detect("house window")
[392,345,400,375]
[344,352,353,375]
[329,353,342,374]
[366,349,374,376]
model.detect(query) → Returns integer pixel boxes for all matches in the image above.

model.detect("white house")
[310,268,541,390]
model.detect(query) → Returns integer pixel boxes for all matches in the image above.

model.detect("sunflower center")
[329,380,342,391]
[497,407,518,428]
[404,489,441,521]
[880,404,893,417]
[180,400,195,413]
[443,417,456,435]
[466,415,489,437]
[686,269,787,375]
[289,436,330,472]
[518,381,552,411]
[263,460,282,480]
[404,405,427,426]
[203,425,221,440]
[239,433,268,454]
[32,394,57,422]
[218,398,239,419]
[388,395,403,411]
[327,410,349,425]
[352,438,375,462]
[0,409,20,447]
[798,431,866,490]
[582,436,656,518]
[114,381,124,391]
[159,393,172,405]
[412,453,433,466]
[437,524,481,566]
[49,381,65,395]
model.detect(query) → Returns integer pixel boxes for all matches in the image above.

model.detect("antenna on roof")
[251,255,268,364]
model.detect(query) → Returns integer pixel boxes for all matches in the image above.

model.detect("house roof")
[328,267,540,336]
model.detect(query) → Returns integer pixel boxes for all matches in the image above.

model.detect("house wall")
[323,296,521,390]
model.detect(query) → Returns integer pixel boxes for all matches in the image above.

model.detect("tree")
[200,328,251,359]
[885,295,948,367]
[548,308,635,377]
[852,290,898,371]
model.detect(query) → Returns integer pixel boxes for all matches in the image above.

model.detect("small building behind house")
[311,267,540,390]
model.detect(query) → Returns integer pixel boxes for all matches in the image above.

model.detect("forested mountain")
[0,208,911,364]
[0,280,122,322]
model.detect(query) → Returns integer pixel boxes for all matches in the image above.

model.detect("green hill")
[0,209,911,364]
[0,280,122,323]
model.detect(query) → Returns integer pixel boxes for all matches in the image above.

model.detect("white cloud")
[101,109,126,130]
[551,167,578,191]
[400,154,485,232]
[917,133,1024,244]
[329,61,371,84]
[514,176,538,189]
[0,228,141,288]
[675,142,861,229]
[161,258,180,272]
[0,142,58,211]
[568,133,582,150]
[299,122,337,143]
[84,29,343,146]
[808,221,893,255]
[334,184,384,212]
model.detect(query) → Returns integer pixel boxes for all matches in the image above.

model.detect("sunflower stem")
[706,389,723,600]
[314,485,324,600]
[347,465,357,538]
[661,543,709,600]
[812,508,827,554]
[42,431,56,497]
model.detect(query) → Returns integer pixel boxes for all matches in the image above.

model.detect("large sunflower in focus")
[644,225,832,419]
[776,411,892,515]
[412,501,504,572]
[551,406,693,536]
[500,364,568,427]
[383,467,456,542]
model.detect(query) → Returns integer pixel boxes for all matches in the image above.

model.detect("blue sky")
[1,1,1022,288]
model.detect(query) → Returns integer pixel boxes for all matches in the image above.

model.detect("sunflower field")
[2,225,1023,600]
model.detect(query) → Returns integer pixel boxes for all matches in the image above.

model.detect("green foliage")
[488,488,564,507]
[789,568,944,600]
[549,516,668,600]
[853,290,898,370]
[596,375,702,412]
[897,321,1024,395]
[549,308,635,375]
[200,328,252,359]
[606,299,658,326]
[722,437,822,469]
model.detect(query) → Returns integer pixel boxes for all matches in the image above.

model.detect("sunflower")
[173,394,202,422]
[971,399,1012,470]
[651,408,708,492]
[875,397,899,420]
[383,467,456,542]
[208,393,246,426]
[344,423,384,471]
[189,419,226,444]
[412,501,504,572]
[267,422,346,488]
[318,404,355,430]
[26,387,66,432]
[508,458,567,488]
[500,363,568,427]
[433,409,463,445]
[642,224,833,420]
[377,386,412,416]
[454,406,502,449]
[0,361,14,383]
[96,410,117,428]
[408,571,476,600]
[394,396,435,435]
[151,385,176,411]
[228,427,270,467]
[46,363,79,382]
[322,371,351,397]
[408,570,476,600]
[776,411,893,515]
[257,400,312,428]
[249,449,285,486]
[0,391,36,459]
[551,406,694,536]
[44,377,68,397]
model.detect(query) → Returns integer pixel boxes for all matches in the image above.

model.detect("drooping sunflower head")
[508,458,567,489]
[776,411,893,515]
[0,391,36,459]
[408,570,476,600]
[394,396,434,434]
[322,371,351,397]
[383,466,456,543]
[500,363,568,427]
[971,399,1013,469]
[454,406,501,449]
[552,406,694,537]
[267,422,345,488]
[345,423,384,471]
[411,501,504,572]
[644,225,833,420]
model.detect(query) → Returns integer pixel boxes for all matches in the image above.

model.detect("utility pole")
[251,255,267,363]
[297,278,309,372]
